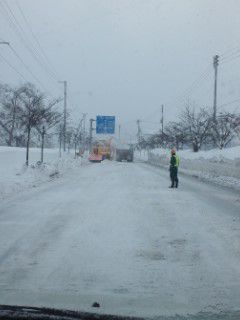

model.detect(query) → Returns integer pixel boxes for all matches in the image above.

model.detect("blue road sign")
[96,116,115,134]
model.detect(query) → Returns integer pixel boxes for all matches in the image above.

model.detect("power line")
[221,43,240,59]
[221,53,240,65]
[3,0,58,81]
[222,48,239,59]
[176,66,212,105]
[14,0,59,80]
[0,3,63,96]
[0,50,28,82]
[0,1,58,84]
[220,44,240,64]
[9,44,47,90]
[171,48,240,109]
[222,51,240,62]
[218,97,240,111]
[0,1,80,109]
[4,2,75,102]
[4,0,82,106]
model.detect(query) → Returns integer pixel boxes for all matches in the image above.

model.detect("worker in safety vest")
[169,148,179,188]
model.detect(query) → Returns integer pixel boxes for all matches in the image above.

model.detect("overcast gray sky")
[1,0,240,137]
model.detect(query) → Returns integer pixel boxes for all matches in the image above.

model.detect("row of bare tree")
[0,83,62,164]
[138,106,240,152]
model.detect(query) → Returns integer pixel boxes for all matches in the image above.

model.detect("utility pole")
[59,80,67,151]
[89,118,95,152]
[136,119,142,145]
[118,124,121,141]
[59,124,62,158]
[82,113,87,150]
[161,104,164,135]
[41,126,46,163]
[74,133,78,158]
[213,55,219,121]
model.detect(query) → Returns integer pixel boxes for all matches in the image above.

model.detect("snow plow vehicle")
[115,144,134,162]
[89,139,114,162]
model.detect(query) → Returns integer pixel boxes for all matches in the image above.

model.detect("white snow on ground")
[134,150,148,161]
[2,145,239,200]
[145,146,240,191]
[151,145,240,161]
[1,161,240,318]
[0,146,85,200]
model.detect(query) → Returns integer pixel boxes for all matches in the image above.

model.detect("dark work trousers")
[170,167,179,188]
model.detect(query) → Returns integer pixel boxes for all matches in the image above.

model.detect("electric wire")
[9,44,47,91]
[0,1,58,84]
[0,1,84,108]
[2,0,58,81]
[0,50,28,82]
[221,53,240,65]
[176,66,212,105]
[217,97,240,115]
[14,0,59,80]
[0,2,63,95]
[7,0,76,105]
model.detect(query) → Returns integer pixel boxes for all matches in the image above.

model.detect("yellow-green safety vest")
[175,155,180,167]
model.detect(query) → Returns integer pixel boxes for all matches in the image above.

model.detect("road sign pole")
[89,118,95,152]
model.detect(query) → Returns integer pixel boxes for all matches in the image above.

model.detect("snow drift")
[146,146,240,190]
[0,146,85,200]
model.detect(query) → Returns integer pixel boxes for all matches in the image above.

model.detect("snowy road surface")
[0,160,240,318]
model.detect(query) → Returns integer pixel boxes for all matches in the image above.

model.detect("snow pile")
[147,146,240,190]
[151,145,240,161]
[0,147,86,200]
[134,150,149,161]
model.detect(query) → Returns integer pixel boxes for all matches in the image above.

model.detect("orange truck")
[88,139,114,162]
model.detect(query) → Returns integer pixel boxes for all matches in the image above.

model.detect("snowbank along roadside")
[0,146,86,200]
[138,146,240,191]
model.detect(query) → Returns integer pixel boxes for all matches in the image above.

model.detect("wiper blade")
[2,305,240,320]
[0,305,142,320]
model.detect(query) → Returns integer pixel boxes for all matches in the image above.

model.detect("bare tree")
[180,106,211,152]
[18,83,61,165]
[65,126,76,152]
[232,114,240,141]
[164,121,187,150]
[211,112,239,149]
[0,84,23,146]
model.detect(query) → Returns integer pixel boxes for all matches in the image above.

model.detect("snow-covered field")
[145,146,240,191]
[0,146,84,200]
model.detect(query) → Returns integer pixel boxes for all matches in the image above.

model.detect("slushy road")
[0,160,240,318]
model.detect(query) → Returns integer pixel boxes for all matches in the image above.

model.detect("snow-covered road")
[0,160,240,318]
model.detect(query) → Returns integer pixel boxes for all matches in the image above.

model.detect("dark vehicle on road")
[115,145,134,162]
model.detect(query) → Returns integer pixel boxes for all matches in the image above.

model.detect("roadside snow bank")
[134,150,148,161]
[147,146,240,190]
[151,145,240,161]
[0,147,86,200]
